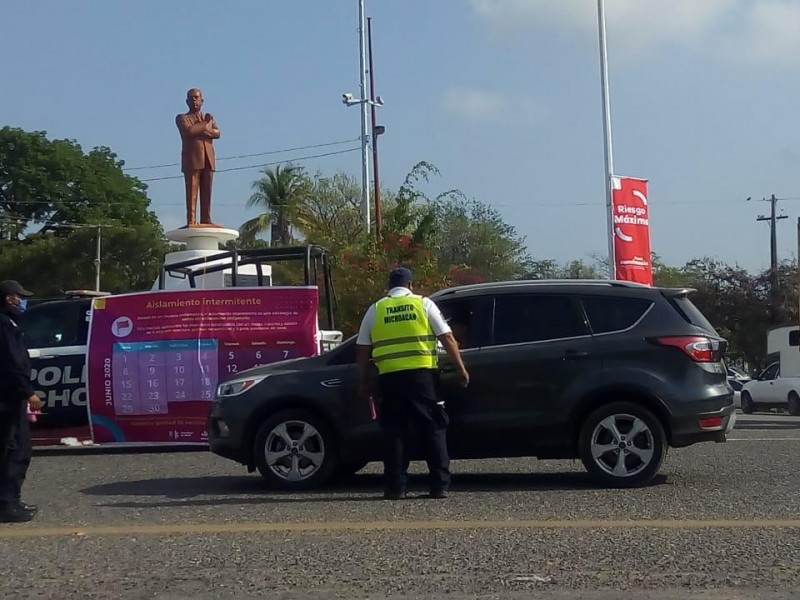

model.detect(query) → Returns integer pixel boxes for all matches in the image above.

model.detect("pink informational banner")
[86,287,319,444]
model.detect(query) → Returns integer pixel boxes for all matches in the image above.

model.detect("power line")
[139,147,362,182]
[0,196,781,208]
[6,192,800,210]
[494,199,772,208]
[122,138,361,171]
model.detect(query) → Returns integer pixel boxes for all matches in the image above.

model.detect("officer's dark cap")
[388,267,412,288]
[0,280,34,297]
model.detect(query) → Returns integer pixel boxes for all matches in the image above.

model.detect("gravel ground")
[1,414,798,599]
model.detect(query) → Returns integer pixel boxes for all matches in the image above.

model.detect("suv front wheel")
[578,402,667,488]
[253,409,338,490]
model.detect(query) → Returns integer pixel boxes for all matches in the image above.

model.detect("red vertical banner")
[612,176,653,285]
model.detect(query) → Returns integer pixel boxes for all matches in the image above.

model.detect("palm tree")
[240,164,310,246]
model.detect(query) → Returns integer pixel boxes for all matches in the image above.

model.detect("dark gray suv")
[209,280,735,489]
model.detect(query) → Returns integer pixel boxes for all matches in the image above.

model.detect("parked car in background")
[728,377,744,409]
[740,362,800,415]
[726,366,751,409]
[727,366,751,382]
[209,280,735,490]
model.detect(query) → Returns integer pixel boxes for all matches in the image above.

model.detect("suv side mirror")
[790,330,800,347]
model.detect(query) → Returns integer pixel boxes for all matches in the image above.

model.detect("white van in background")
[740,326,800,415]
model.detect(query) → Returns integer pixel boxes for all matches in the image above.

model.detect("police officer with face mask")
[0,280,40,523]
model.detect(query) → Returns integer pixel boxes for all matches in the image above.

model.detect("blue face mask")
[16,298,27,313]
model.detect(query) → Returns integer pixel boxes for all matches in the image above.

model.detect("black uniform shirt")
[0,310,33,412]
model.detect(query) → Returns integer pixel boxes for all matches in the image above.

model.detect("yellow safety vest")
[370,294,438,375]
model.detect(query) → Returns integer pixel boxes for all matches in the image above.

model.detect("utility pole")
[367,16,385,241]
[757,194,788,322]
[94,225,102,291]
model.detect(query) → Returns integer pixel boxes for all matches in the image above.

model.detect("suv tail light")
[653,336,724,362]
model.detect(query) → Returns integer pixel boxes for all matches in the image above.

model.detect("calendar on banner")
[86,287,319,444]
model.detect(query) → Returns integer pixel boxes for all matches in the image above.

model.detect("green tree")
[0,127,161,237]
[430,194,531,282]
[292,171,366,249]
[651,253,692,287]
[676,258,766,370]
[0,127,168,294]
[0,226,169,296]
[377,161,531,283]
[241,164,311,246]
[526,257,605,280]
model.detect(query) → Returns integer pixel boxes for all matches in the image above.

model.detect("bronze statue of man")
[176,88,220,227]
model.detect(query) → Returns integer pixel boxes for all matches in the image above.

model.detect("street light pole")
[357,0,371,233]
[597,0,616,280]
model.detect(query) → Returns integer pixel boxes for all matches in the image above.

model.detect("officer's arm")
[0,320,34,401]
[355,304,376,390]
[438,332,468,382]
[356,344,372,386]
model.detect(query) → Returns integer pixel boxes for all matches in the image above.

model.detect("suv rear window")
[669,295,718,334]
[581,295,652,334]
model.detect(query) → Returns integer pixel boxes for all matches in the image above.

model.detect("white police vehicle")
[20,246,342,437]
[20,290,109,430]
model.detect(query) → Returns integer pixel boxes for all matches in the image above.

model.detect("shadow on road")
[33,445,207,457]
[81,471,667,509]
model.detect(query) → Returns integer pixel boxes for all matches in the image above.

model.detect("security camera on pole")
[340,0,386,234]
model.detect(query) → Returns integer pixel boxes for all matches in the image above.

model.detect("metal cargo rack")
[157,244,337,330]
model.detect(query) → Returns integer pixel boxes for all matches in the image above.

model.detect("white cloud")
[442,88,508,121]
[441,87,549,125]
[720,2,800,67]
[469,0,800,68]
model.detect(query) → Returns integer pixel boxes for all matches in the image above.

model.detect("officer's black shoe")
[0,503,34,523]
[429,489,449,499]
[383,489,407,500]
[19,502,37,514]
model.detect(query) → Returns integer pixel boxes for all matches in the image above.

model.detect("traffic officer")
[0,280,40,523]
[356,267,469,499]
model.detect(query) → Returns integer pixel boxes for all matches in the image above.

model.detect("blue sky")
[4,0,800,273]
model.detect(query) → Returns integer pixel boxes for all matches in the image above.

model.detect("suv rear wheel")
[578,402,667,488]
[253,409,338,490]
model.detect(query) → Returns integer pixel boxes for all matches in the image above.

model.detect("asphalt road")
[1,414,799,600]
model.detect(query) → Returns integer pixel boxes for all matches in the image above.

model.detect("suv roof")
[430,279,682,300]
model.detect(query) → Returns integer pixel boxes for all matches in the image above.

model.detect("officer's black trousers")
[377,368,450,493]
[0,405,31,506]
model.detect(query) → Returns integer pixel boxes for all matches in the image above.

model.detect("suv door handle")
[563,350,589,360]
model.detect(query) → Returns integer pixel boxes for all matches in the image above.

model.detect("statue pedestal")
[153,226,269,290]
[165,226,239,251]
